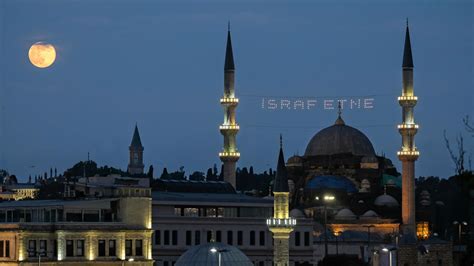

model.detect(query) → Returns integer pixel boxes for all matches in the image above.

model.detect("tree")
[444,130,466,175]
[189,171,205,181]
[160,168,169,179]
[463,115,474,137]
[147,165,154,179]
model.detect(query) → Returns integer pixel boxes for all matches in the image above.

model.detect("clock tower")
[128,124,144,175]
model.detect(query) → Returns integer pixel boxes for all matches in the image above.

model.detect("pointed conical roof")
[273,135,289,193]
[224,28,235,70]
[130,125,143,147]
[402,23,414,68]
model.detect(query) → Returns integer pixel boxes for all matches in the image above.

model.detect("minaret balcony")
[398,96,418,106]
[220,97,239,105]
[397,150,420,160]
[219,124,240,131]
[398,124,418,134]
[266,218,297,228]
[219,152,240,161]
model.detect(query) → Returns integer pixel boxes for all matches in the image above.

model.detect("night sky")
[0,1,472,180]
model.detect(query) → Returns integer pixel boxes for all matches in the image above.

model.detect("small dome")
[335,208,356,220]
[305,175,357,193]
[304,118,375,157]
[290,209,305,218]
[374,194,399,207]
[287,156,303,167]
[361,210,379,218]
[176,242,252,266]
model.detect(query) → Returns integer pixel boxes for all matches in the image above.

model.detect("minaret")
[219,24,240,188]
[128,124,144,175]
[397,21,419,238]
[267,135,296,266]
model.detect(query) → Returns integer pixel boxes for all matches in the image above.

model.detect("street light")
[316,194,335,257]
[453,221,468,243]
[210,247,229,266]
[334,231,343,255]
[381,247,397,266]
[363,225,375,263]
[27,249,46,266]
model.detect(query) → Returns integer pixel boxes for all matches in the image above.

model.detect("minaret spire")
[268,135,295,266]
[397,21,419,239]
[219,25,240,188]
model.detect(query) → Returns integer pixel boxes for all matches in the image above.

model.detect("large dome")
[176,242,253,266]
[305,116,375,157]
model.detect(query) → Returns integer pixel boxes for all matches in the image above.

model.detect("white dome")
[361,210,379,218]
[176,242,252,266]
[335,208,356,220]
[290,209,305,218]
[374,194,399,207]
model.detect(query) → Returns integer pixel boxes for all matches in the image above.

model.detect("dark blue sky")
[1,1,472,180]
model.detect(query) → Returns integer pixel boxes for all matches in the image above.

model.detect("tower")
[219,24,240,188]
[267,136,296,266]
[397,21,419,238]
[128,124,144,175]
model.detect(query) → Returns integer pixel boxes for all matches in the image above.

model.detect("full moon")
[28,42,56,68]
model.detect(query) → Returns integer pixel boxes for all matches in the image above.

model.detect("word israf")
[261,98,374,110]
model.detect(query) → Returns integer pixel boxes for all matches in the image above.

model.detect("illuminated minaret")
[397,21,419,238]
[267,136,296,266]
[219,24,240,188]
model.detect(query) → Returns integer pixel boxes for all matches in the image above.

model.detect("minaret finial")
[406,17,409,27]
[228,21,230,31]
[337,101,342,117]
[280,134,283,149]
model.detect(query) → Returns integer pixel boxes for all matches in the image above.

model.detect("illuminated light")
[219,152,240,157]
[416,221,430,240]
[219,125,240,130]
[398,124,419,129]
[324,195,335,201]
[398,96,418,101]
[220,98,239,103]
[382,247,389,252]
[397,151,420,156]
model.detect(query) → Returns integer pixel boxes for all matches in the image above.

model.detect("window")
[237,231,243,245]
[186,231,192,246]
[76,240,84,257]
[155,230,161,245]
[184,208,199,217]
[5,240,9,258]
[164,230,170,245]
[206,208,216,217]
[125,240,133,256]
[250,231,256,246]
[98,240,106,257]
[174,208,182,216]
[28,240,36,257]
[259,231,265,246]
[216,231,222,242]
[66,240,73,257]
[109,240,116,257]
[164,262,169,266]
[295,232,301,246]
[227,231,233,245]
[0,241,3,257]
[304,232,310,246]
[172,230,178,245]
[195,231,201,245]
[207,231,212,242]
[135,240,143,256]
[53,240,57,257]
[39,240,47,254]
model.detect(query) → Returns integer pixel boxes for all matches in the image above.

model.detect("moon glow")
[28,42,56,68]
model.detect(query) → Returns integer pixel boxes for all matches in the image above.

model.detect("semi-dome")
[305,175,357,193]
[361,210,379,218]
[290,208,305,218]
[304,116,375,157]
[176,242,252,266]
[374,194,399,207]
[335,208,356,220]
